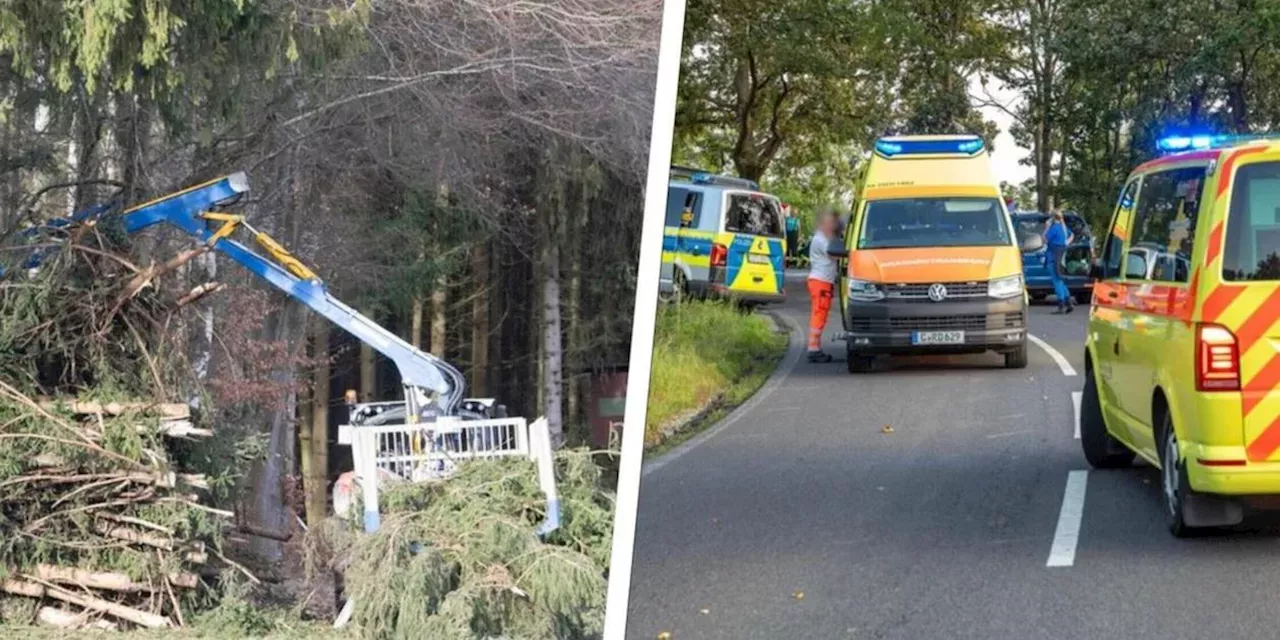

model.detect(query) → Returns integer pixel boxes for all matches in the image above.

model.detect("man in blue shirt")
[1044,209,1075,314]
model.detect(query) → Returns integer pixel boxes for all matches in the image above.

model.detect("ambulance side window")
[1128,166,1207,283]
[1101,179,1140,279]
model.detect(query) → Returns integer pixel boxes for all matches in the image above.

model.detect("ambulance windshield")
[858,197,1011,249]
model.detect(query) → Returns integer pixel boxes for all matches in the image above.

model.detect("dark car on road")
[1012,211,1094,304]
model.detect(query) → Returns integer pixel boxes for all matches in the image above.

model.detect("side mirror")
[1089,261,1105,280]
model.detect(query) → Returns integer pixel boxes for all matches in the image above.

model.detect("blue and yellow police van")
[661,167,787,305]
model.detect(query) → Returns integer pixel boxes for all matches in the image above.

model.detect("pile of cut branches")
[0,385,244,631]
[314,450,615,640]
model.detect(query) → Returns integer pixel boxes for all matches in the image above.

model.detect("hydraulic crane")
[6,175,562,625]
[6,172,475,422]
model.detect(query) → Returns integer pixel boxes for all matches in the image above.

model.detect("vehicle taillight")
[710,243,728,267]
[1196,323,1241,391]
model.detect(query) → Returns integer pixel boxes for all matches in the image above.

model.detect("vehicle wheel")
[1004,341,1028,369]
[1079,373,1134,469]
[1031,293,1047,302]
[1158,414,1194,537]
[846,345,875,373]
[670,270,689,303]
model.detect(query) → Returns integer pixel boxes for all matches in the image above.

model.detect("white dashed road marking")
[1072,391,1082,440]
[1047,470,1088,567]
[1029,334,1077,377]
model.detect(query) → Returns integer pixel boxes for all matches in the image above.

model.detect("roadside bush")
[645,301,786,445]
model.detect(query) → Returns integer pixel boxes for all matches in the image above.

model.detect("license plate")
[912,330,965,345]
[747,254,771,264]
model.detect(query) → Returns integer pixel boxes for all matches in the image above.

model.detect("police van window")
[858,197,1010,249]
[1223,162,1280,281]
[1127,166,1206,283]
[665,188,701,228]
[724,193,783,237]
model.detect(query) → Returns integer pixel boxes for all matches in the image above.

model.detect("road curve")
[627,270,1280,639]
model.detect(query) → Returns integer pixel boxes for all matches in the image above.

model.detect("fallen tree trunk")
[3,579,172,629]
[38,400,190,419]
[36,606,117,631]
[33,564,198,592]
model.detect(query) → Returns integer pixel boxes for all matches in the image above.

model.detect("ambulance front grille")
[849,315,989,332]
[884,281,988,302]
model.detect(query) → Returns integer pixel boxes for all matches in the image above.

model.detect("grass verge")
[644,301,788,452]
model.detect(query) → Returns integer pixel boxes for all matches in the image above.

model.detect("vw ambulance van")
[839,135,1028,372]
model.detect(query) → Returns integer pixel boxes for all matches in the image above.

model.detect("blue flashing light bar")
[874,136,986,157]
[1156,132,1280,154]
[670,166,760,190]
[1156,135,1213,152]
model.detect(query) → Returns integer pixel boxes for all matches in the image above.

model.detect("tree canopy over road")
[675,0,1280,229]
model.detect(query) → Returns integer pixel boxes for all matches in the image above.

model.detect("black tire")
[846,344,875,373]
[1004,341,1028,369]
[1158,412,1195,538]
[671,270,689,303]
[1079,372,1135,469]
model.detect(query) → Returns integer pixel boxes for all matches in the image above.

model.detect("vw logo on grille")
[927,283,948,302]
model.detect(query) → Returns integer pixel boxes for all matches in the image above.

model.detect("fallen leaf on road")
[793,590,805,600]
[658,632,672,640]
[881,425,894,434]
[699,608,710,615]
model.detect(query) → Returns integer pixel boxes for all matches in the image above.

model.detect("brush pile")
[0,210,250,631]
[316,449,615,640]
[0,386,242,631]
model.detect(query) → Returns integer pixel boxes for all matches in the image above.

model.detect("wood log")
[91,521,206,563]
[36,606,117,630]
[31,453,65,468]
[93,521,173,549]
[36,606,83,629]
[97,512,173,535]
[33,564,198,592]
[39,400,189,419]
[3,579,172,628]
[154,420,213,438]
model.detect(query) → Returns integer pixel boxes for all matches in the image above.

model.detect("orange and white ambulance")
[838,135,1028,372]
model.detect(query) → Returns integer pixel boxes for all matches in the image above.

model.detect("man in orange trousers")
[806,210,847,363]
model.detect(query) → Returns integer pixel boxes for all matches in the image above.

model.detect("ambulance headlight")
[848,279,885,302]
[988,274,1024,299]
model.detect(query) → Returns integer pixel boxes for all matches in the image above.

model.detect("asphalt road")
[626,270,1280,639]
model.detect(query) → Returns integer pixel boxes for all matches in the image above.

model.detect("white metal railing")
[337,416,559,534]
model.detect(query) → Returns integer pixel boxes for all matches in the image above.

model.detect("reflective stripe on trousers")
[807,278,834,352]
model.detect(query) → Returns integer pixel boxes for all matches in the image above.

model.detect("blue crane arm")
[118,173,463,415]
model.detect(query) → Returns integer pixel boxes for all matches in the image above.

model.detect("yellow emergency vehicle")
[838,135,1028,372]
[1082,134,1280,535]
[660,167,786,305]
